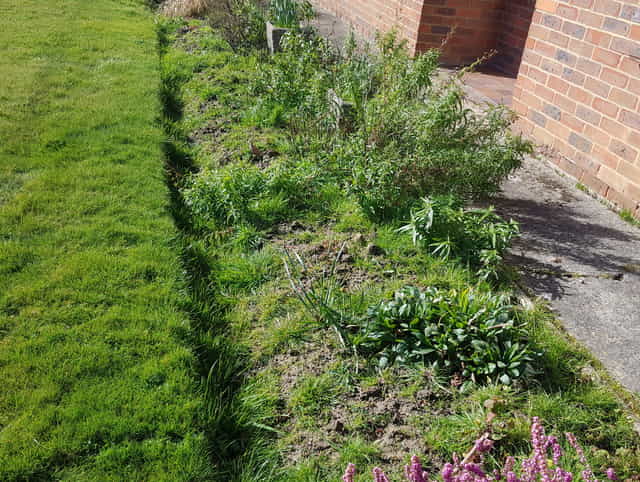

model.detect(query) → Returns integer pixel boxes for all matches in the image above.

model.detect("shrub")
[208,0,268,50]
[343,417,618,481]
[349,84,531,220]
[398,196,519,281]
[354,286,538,386]
[249,31,531,221]
[249,32,335,128]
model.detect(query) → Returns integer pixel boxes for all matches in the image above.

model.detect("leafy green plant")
[269,0,313,28]
[354,286,539,386]
[399,196,519,280]
[619,208,640,228]
[249,32,335,128]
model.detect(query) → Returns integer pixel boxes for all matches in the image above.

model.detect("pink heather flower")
[464,463,486,477]
[405,455,427,482]
[342,463,356,482]
[475,437,495,454]
[373,467,390,482]
[345,418,614,482]
[566,432,595,482]
[503,457,516,474]
[547,436,563,466]
[442,463,455,482]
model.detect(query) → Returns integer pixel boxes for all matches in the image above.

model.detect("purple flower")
[464,463,486,477]
[342,463,356,482]
[405,455,427,482]
[373,467,390,482]
[343,417,615,482]
[442,463,455,482]
[475,436,495,454]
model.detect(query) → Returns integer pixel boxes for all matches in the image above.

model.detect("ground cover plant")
[0,0,210,479]
[157,11,640,481]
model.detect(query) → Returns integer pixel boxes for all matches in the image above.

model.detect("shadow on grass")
[157,21,273,481]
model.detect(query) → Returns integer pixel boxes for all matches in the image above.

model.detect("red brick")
[598,165,627,193]
[619,56,640,77]
[549,75,570,94]
[580,171,609,196]
[584,76,611,97]
[593,47,620,67]
[593,97,620,118]
[593,0,622,17]
[600,67,629,88]
[610,88,638,110]
[610,139,638,163]
[577,9,604,28]
[620,110,640,131]
[619,161,640,183]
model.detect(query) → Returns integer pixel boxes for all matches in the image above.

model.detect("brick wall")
[310,0,530,68]
[310,0,426,53]
[493,0,537,76]
[513,0,640,218]
[415,0,503,65]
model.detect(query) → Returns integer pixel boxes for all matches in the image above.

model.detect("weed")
[289,372,343,419]
[182,158,337,229]
[619,208,640,228]
[208,0,269,51]
[398,196,519,281]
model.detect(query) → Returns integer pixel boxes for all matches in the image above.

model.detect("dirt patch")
[270,339,451,466]
[271,225,379,292]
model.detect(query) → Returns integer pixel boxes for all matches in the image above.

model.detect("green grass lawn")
[0,1,211,479]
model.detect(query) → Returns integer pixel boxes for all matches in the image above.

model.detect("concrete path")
[496,156,640,394]
[308,6,640,396]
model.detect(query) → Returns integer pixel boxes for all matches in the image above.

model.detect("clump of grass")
[619,208,640,228]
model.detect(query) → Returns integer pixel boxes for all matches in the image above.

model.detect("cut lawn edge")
[0,0,211,479]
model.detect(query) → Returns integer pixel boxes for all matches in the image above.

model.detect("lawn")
[0,0,210,479]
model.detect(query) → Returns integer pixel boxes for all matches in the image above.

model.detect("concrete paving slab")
[495,157,640,394]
